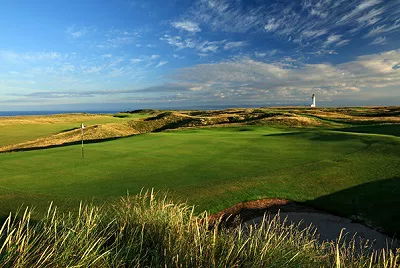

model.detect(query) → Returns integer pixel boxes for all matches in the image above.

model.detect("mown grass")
[0,192,398,267]
[0,125,399,235]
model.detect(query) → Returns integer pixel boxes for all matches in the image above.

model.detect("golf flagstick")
[81,123,85,159]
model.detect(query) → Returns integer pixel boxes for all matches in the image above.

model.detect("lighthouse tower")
[311,94,316,107]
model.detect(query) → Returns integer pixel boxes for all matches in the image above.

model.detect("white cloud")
[255,52,267,58]
[97,36,136,48]
[223,41,247,50]
[165,49,400,102]
[66,26,94,39]
[264,19,280,32]
[254,50,280,58]
[177,0,399,51]
[322,34,349,47]
[370,36,387,45]
[97,29,140,48]
[338,0,382,24]
[160,35,194,50]
[131,58,144,63]
[197,41,220,53]
[0,51,61,61]
[188,0,264,33]
[308,49,338,56]
[130,54,162,65]
[323,34,342,46]
[160,35,226,54]
[356,8,383,25]
[172,21,201,32]
[6,50,399,105]
[365,21,400,37]
[84,65,106,74]
[60,64,75,72]
[107,57,125,67]
[155,61,168,68]
[335,39,350,47]
[301,29,328,39]
[173,54,185,59]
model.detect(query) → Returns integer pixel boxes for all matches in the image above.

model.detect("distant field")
[0,114,399,236]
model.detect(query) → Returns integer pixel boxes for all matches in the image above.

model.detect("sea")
[0,103,304,117]
[0,111,119,117]
[0,104,267,117]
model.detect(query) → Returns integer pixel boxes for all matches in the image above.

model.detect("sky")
[0,0,400,111]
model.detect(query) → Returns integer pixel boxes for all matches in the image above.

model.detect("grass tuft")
[0,191,398,267]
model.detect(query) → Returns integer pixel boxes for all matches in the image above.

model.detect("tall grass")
[0,191,398,267]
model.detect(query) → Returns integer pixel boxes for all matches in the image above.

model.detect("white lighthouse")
[311,94,316,107]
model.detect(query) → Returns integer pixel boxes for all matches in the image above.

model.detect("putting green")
[0,125,399,234]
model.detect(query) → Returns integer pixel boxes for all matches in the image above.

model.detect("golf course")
[0,107,399,237]
[0,107,399,267]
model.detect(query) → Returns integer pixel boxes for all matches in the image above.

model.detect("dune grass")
[0,124,399,235]
[0,192,398,267]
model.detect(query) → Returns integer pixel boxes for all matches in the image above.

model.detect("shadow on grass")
[349,107,400,117]
[58,127,80,133]
[1,135,138,153]
[262,131,381,151]
[306,177,400,238]
[260,131,362,141]
[309,132,368,142]
[336,124,400,137]
[304,114,397,126]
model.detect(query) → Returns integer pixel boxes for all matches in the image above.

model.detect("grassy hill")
[0,112,149,148]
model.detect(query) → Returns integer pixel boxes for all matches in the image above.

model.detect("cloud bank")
[13,49,399,106]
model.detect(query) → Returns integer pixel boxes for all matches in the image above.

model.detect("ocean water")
[0,111,119,116]
[0,104,278,117]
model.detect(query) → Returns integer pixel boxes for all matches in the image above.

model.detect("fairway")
[0,124,399,235]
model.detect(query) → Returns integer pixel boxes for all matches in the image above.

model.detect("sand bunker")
[247,212,399,250]
[210,198,399,250]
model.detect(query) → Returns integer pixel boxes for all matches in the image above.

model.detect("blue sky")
[1,0,399,110]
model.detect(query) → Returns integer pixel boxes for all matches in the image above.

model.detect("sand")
[246,212,399,250]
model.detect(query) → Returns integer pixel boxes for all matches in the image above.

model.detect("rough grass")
[0,192,398,267]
